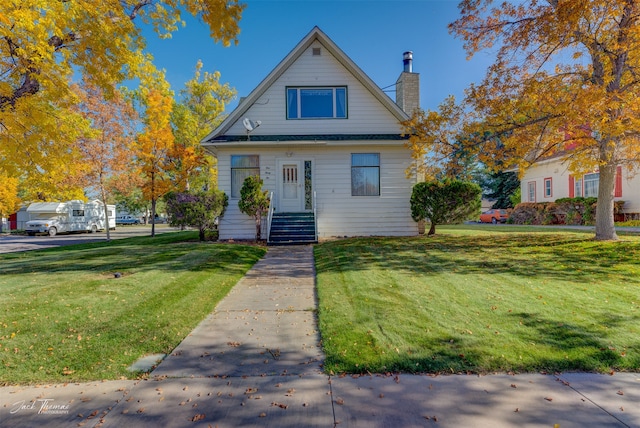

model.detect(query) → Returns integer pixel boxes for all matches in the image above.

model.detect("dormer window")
[286,87,347,119]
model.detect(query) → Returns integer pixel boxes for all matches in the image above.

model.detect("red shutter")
[568,175,575,198]
[614,166,623,197]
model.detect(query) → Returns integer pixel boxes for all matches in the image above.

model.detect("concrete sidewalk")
[1,246,639,427]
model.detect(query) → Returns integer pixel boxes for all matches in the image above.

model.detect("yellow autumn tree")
[0,88,88,202]
[444,0,640,241]
[0,169,20,232]
[170,60,237,190]
[0,0,244,206]
[132,63,175,237]
[401,95,471,181]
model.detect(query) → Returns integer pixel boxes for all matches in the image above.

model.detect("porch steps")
[268,212,317,245]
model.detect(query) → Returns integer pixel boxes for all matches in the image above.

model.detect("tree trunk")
[101,197,111,241]
[427,222,436,236]
[101,188,111,241]
[594,162,618,241]
[255,213,262,241]
[151,197,156,237]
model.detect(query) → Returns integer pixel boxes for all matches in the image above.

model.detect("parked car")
[479,209,510,224]
[115,215,140,225]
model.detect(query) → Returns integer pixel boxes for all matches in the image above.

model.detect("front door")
[278,160,303,212]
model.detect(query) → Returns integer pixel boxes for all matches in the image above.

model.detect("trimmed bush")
[511,198,625,226]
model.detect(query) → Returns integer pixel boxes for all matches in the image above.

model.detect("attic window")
[286,86,347,119]
[312,47,321,56]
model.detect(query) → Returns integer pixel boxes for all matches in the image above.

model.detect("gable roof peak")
[202,26,409,143]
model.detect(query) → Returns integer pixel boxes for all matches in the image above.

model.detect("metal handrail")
[313,190,318,242]
[266,191,274,244]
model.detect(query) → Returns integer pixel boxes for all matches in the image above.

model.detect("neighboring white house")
[201,26,420,241]
[520,155,640,220]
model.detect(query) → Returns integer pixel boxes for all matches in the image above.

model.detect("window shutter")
[614,166,623,197]
[569,175,575,198]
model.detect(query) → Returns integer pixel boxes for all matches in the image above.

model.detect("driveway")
[0,224,180,254]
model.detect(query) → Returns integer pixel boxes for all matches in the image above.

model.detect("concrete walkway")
[1,246,639,427]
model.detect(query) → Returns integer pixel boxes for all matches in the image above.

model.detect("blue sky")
[143,0,496,113]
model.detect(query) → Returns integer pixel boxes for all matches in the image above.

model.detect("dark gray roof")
[205,134,408,143]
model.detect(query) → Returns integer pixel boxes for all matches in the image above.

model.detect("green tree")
[411,180,481,236]
[165,189,228,241]
[477,171,520,209]
[238,176,270,241]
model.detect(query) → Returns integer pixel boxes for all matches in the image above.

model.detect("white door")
[278,160,303,212]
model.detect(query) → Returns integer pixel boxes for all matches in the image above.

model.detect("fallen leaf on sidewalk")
[190,413,205,421]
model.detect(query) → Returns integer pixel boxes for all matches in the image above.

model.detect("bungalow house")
[201,26,420,242]
[520,156,640,221]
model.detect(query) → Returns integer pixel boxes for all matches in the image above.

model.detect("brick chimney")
[395,51,420,115]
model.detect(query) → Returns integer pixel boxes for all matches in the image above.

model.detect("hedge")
[509,198,625,226]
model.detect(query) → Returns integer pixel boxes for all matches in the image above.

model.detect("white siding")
[226,41,402,137]
[217,143,418,240]
[521,160,640,214]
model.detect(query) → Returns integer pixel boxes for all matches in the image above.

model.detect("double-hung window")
[231,155,259,198]
[543,178,552,198]
[527,181,536,202]
[583,172,599,197]
[351,153,380,196]
[287,87,347,119]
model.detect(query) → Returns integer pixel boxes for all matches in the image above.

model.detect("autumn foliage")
[404,0,640,241]
[0,1,243,219]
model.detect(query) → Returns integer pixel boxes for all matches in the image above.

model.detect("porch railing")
[313,190,318,242]
[266,191,274,244]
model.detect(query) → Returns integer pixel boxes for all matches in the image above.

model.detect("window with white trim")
[574,177,583,197]
[584,172,599,197]
[544,178,552,198]
[351,153,380,196]
[231,155,259,198]
[286,87,347,119]
[527,181,536,202]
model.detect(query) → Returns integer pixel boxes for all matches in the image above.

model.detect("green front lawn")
[0,232,266,385]
[315,227,640,374]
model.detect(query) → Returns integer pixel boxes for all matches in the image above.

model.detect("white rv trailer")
[25,200,116,236]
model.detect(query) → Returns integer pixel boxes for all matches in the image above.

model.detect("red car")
[479,209,510,224]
